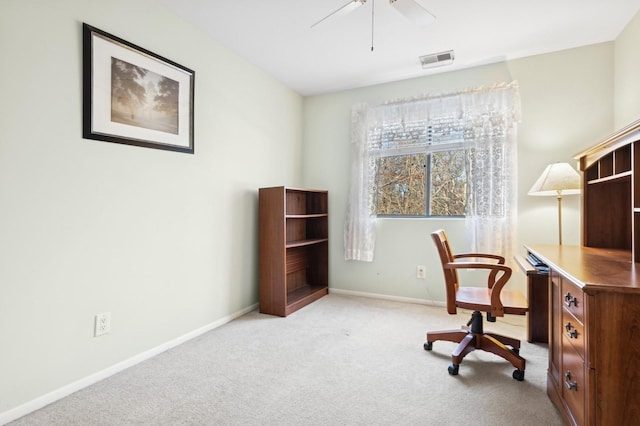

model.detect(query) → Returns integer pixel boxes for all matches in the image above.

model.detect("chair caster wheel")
[424,342,433,351]
[512,369,525,381]
[448,364,459,375]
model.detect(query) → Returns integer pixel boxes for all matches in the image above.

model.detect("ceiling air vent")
[419,50,455,69]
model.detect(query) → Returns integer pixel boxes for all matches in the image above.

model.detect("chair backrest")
[431,229,459,314]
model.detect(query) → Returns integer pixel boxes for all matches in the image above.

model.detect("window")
[372,119,468,217]
[376,153,427,216]
[429,149,467,216]
[375,149,467,216]
[346,83,520,262]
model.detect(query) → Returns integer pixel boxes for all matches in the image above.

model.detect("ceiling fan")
[311,0,436,29]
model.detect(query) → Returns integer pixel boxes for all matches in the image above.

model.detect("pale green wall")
[302,43,615,302]
[0,0,302,416]
[615,10,640,128]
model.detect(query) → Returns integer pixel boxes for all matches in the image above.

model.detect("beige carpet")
[11,294,563,425]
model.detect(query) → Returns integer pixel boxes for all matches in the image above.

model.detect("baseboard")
[328,289,526,328]
[329,288,446,307]
[0,303,258,426]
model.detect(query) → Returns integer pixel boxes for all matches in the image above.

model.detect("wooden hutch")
[526,118,640,425]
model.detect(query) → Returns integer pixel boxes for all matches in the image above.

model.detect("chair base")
[424,311,526,380]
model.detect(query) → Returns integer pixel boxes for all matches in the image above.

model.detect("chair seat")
[456,286,528,315]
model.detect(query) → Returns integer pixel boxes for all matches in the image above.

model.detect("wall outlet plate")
[417,265,426,279]
[94,312,111,337]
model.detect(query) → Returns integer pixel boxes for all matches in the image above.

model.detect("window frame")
[373,142,468,219]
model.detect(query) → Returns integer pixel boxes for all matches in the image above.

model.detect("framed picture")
[83,23,195,154]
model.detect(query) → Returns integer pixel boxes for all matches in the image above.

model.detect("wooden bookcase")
[258,186,329,316]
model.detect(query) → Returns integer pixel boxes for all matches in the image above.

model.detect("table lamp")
[528,162,581,245]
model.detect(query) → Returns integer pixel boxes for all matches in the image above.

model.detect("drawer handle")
[565,322,579,339]
[564,292,578,307]
[564,371,578,391]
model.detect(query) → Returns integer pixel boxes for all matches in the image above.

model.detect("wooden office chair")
[424,229,528,381]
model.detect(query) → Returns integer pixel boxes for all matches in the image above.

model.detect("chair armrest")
[444,261,512,317]
[453,253,506,264]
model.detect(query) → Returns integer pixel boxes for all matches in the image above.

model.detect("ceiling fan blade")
[389,0,435,28]
[311,0,367,29]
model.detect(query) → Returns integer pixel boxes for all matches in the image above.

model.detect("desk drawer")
[562,339,585,426]
[562,309,585,358]
[561,279,584,323]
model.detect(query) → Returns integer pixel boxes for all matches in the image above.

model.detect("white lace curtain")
[345,82,521,262]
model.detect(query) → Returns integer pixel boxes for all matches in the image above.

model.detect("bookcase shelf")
[286,238,329,248]
[586,170,632,185]
[286,213,328,219]
[259,186,329,316]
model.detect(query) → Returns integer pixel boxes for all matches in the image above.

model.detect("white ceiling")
[158,0,640,96]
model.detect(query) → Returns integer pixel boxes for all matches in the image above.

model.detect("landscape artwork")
[83,23,194,154]
[111,57,179,135]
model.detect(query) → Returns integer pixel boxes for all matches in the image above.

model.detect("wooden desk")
[514,254,549,344]
[527,244,640,426]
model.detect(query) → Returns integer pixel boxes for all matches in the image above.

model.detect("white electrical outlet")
[94,312,111,337]
[416,265,426,279]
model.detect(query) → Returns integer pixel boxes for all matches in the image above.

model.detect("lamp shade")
[528,163,581,196]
